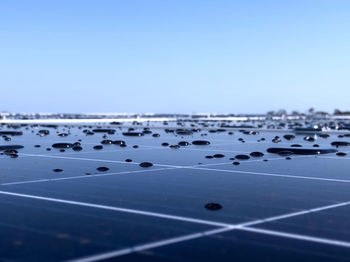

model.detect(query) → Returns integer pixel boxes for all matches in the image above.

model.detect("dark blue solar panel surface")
[0,122,350,261]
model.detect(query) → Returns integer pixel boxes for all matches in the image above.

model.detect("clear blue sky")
[0,0,349,114]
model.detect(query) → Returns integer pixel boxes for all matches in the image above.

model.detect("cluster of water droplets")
[1,117,350,211]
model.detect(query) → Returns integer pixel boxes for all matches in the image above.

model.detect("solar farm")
[0,115,350,261]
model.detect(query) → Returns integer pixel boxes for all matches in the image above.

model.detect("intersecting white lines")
[21,151,311,169]
[0,190,231,228]
[20,153,184,168]
[0,154,317,186]
[1,189,348,262]
[68,227,235,262]
[2,125,350,261]
[1,188,350,233]
[68,199,350,261]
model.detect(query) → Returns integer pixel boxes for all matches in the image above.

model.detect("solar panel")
[0,117,350,261]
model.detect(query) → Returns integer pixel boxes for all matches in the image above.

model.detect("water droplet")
[72,146,82,151]
[235,154,250,160]
[110,121,121,125]
[319,134,330,138]
[125,159,133,162]
[192,140,210,145]
[176,129,193,135]
[38,129,49,136]
[272,138,281,143]
[279,150,294,156]
[232,161,240,165]
[0,145,24,151]
[336,152,347,157]
[122,132,144,137]
[250,152,264,157]
[267,147,337,155]
[139,162,153,168]
[283,134,295,140]
[294,127,322,133]
[213,154,225,158]
[52,143,74,149]
[0,131,23,136]
[101,140,113,145]
[58,133,69,137]
[331,141,350,147]
[304,136,315,142]
[161,143,169,147]
[93,145,103,150]
[178,141,189,146]
[53,169,63,172]
[3,149,18,155]
[93,129,115,134]
[97,167,109,172]
[113,140,126,146]
[205,203,222,211]
[205,155,214,159]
